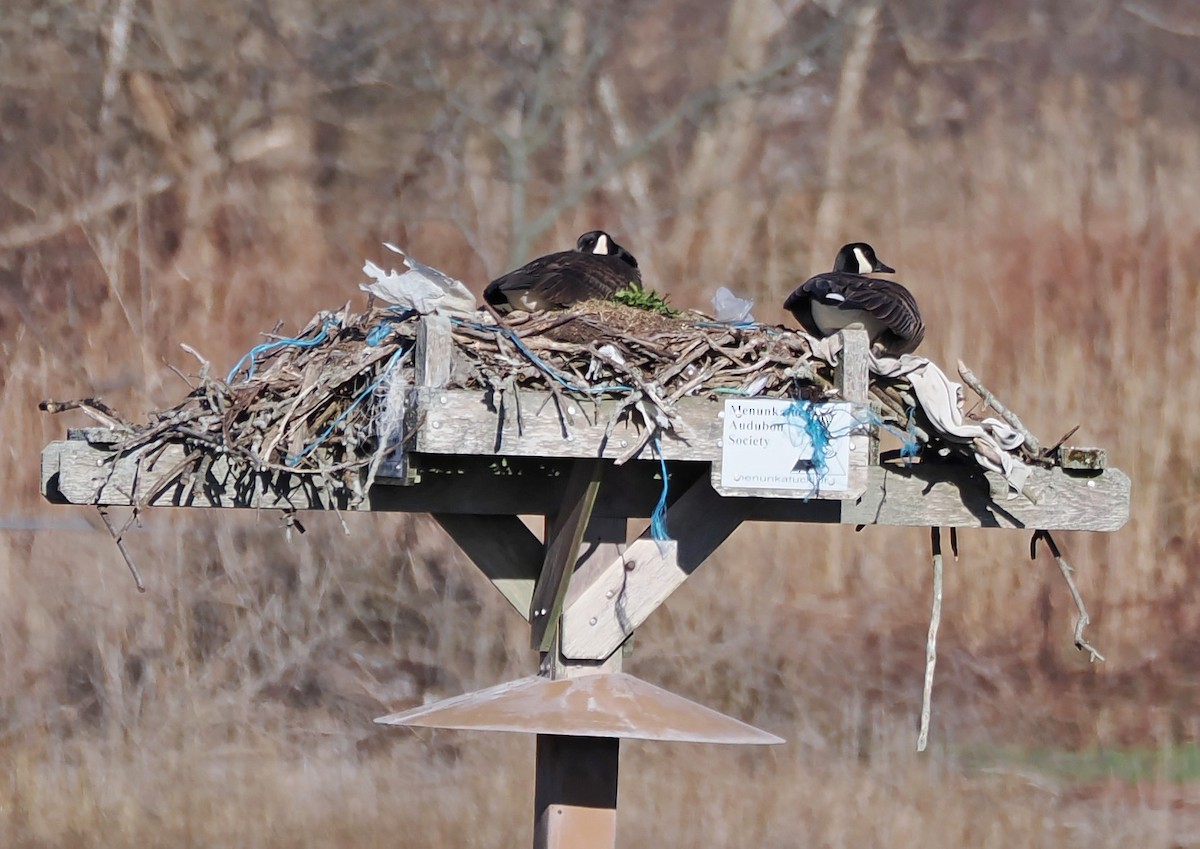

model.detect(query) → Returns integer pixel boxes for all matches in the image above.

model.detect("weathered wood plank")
[416,314,453,389]
[42,440,1130,531]
[835,326,870,403]
[837,461,1130,532]
[412,388,725,462]
[561,478,747,660]
[43,439,363,511]
[529,460,603,650]
[433,513,542,617]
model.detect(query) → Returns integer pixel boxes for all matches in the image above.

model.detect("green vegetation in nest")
[611,280,680,316]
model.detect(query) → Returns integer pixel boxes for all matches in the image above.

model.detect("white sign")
[719,399,856,494]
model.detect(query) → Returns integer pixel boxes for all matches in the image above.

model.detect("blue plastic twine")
[285,348,405,466]
[782,400,835,483]
[365,307,418,346]
[227,317,341,383]
[900,406,920,460]
[850,404,921,462]
[649,435,671,551]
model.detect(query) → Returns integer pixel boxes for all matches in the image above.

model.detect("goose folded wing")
[823,277,924,343]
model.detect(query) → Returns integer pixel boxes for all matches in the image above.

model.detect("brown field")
[2,1,1199,845]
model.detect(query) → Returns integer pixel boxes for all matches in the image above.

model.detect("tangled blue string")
[365,307,418,346]
[901,406,920,460]
[690,320,759,330]
[227,318,341,383]
[285,348,405,467]
[782,400,838,484]
[850,405,921,462]
[650,436,671,548]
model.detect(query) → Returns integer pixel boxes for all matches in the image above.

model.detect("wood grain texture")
[416,314,453,388]
[412,389,725,462]
[838,461,1130,532]
[43,439,363,511]
[561,478,747,660]
[530,461,603,650]
[43,439,1130,531]
[835,326,871,402]
[433,513,542,617]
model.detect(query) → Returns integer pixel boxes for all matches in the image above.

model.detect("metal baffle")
[374,673,784,744]
[376,673,783,849]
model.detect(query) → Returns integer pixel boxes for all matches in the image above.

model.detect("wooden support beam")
[391,314,454,484]
[530,461,603,650]
[561,477,747,661]
[433,513,542,618]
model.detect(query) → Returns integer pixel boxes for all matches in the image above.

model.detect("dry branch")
[957,360,1041,455]
[917,526,944,752]
[1031,530,1105,662]
[97,506,146,593]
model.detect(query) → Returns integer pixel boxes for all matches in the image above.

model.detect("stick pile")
[43,304,419,486]
[42,298,1066,504]
[450,302,834,400]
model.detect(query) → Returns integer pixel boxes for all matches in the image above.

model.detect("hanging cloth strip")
[807,334,1031,496]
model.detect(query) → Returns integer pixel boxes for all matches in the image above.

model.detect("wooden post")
[534,735,619,849]
[533,513,627,849]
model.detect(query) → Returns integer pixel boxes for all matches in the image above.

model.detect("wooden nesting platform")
[37,303,1132,849]
[41,311,1130,532]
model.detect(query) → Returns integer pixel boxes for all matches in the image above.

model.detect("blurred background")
[2,0,1199,845]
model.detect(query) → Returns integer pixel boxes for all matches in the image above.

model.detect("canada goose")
[483,230,640,312]
[784,242,925,355]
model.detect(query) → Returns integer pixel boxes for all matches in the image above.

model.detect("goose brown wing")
[533,254,640,306]
[784,273,925,353]
[835,277,925,352]
[782,279,824,337]
[485,252,640,309]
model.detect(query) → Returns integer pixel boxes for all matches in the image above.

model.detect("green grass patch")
[962,742,1200,784]
[611,281,680,316]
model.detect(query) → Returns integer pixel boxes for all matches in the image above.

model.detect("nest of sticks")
[41,304,419,497]
[41,298,1063,508]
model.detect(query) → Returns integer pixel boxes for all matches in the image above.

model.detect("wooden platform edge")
[40,437,1131,532]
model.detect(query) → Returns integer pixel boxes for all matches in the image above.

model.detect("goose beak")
[874,261,895,274]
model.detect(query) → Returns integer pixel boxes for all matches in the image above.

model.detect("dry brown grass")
[2,1,1199,845]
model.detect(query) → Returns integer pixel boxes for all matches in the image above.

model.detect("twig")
[1031,530,1105,662]
[918,526,944,752]
[96,507,146,593]
[38,398,133,431]
[956,360,1040,454]
[179,343,212,381]
[165,361,196,389]
[1044,424,1081,457]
